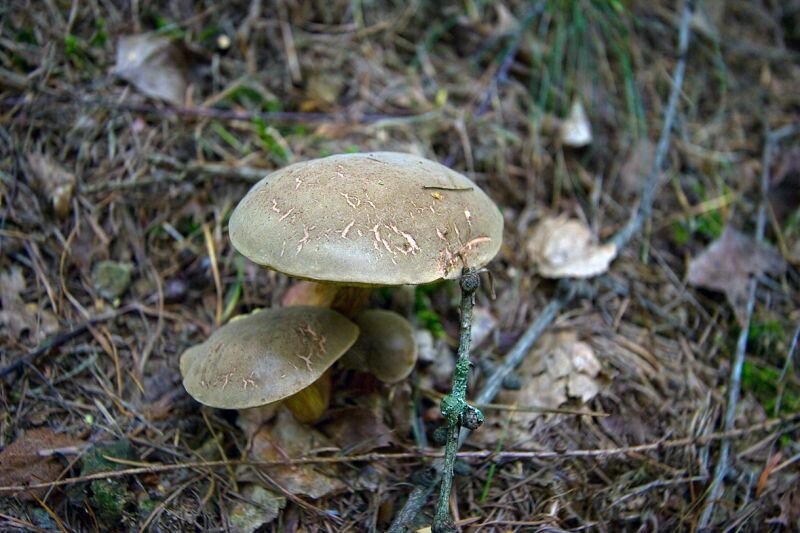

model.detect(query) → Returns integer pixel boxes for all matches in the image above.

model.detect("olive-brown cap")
[180,307,359,409]
[340,309,417,383]
[229,152,503,286]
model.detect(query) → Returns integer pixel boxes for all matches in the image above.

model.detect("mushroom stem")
[331,286,372,318]
[433,267,482,532]
[282,281,371,318]
[284,369,332,423]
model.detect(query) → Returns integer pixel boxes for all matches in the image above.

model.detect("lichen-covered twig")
[432,268,482,532]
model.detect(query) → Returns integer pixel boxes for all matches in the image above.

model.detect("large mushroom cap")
[180,307,359,409]
[341,309,417,383]
[229,152,503,286]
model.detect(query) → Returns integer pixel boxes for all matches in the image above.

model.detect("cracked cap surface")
[229,152,503,286]
[180,307,359,409]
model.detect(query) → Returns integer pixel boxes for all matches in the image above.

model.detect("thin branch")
[433,268,480,532]
[698,121,800,527]
[2,413,796,495]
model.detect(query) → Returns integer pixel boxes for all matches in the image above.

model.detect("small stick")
[3,414,798,495]
[432,268,481,532]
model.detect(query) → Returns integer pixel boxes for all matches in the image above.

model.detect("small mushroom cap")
[180,307,359,409]
[341,309,417,383]
[229,152,503,286]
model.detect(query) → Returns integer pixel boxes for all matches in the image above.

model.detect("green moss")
[64,34,81,58]
[79,440,135,527]
[90,18,108,47]
[741,360,800,416]
[90,478,128,524]
[415,284,446,338]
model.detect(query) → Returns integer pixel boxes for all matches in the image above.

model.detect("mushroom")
[340,310,417,383]
[228,151,503,314]
[180,307,358,418]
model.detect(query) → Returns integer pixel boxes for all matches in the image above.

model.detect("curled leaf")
[114,33,188,105]
[527,216,617,278]
[229,484,285,533]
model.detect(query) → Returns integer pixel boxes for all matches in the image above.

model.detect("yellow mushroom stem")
[283,369,332,423]
[282,280,372,318]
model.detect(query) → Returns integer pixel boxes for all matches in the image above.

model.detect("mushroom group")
[180,152,502,422]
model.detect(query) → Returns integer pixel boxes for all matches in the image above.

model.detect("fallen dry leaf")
[237,404,280,439]
[475,331,602,448]
[0,267,59,342]
[26,154,76,218]
[114,33,188,105]
[229,484,285,533]
[560,100,592,147]
[246,408,345,499]
[320,407,395,453]
[527,216,617,278]
[0,428,84,500]
[687,227,787,325]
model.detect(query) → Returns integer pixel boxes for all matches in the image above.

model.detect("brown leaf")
[0,428,84,500]
[687,227,787,325]
[247,409,345,499]
[475,332,602,448]
[114,33,188,105]
[26,154,76,218]
[527,216,617,278]
[237,404,280,439]
[229,484,285,533]
[320,407,395,453]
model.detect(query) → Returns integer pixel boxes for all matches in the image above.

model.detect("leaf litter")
[474,331,602,449]
[243,408,346,499]
[687,226,787,325]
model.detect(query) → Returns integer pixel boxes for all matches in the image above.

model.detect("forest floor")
[1,1,799,531]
